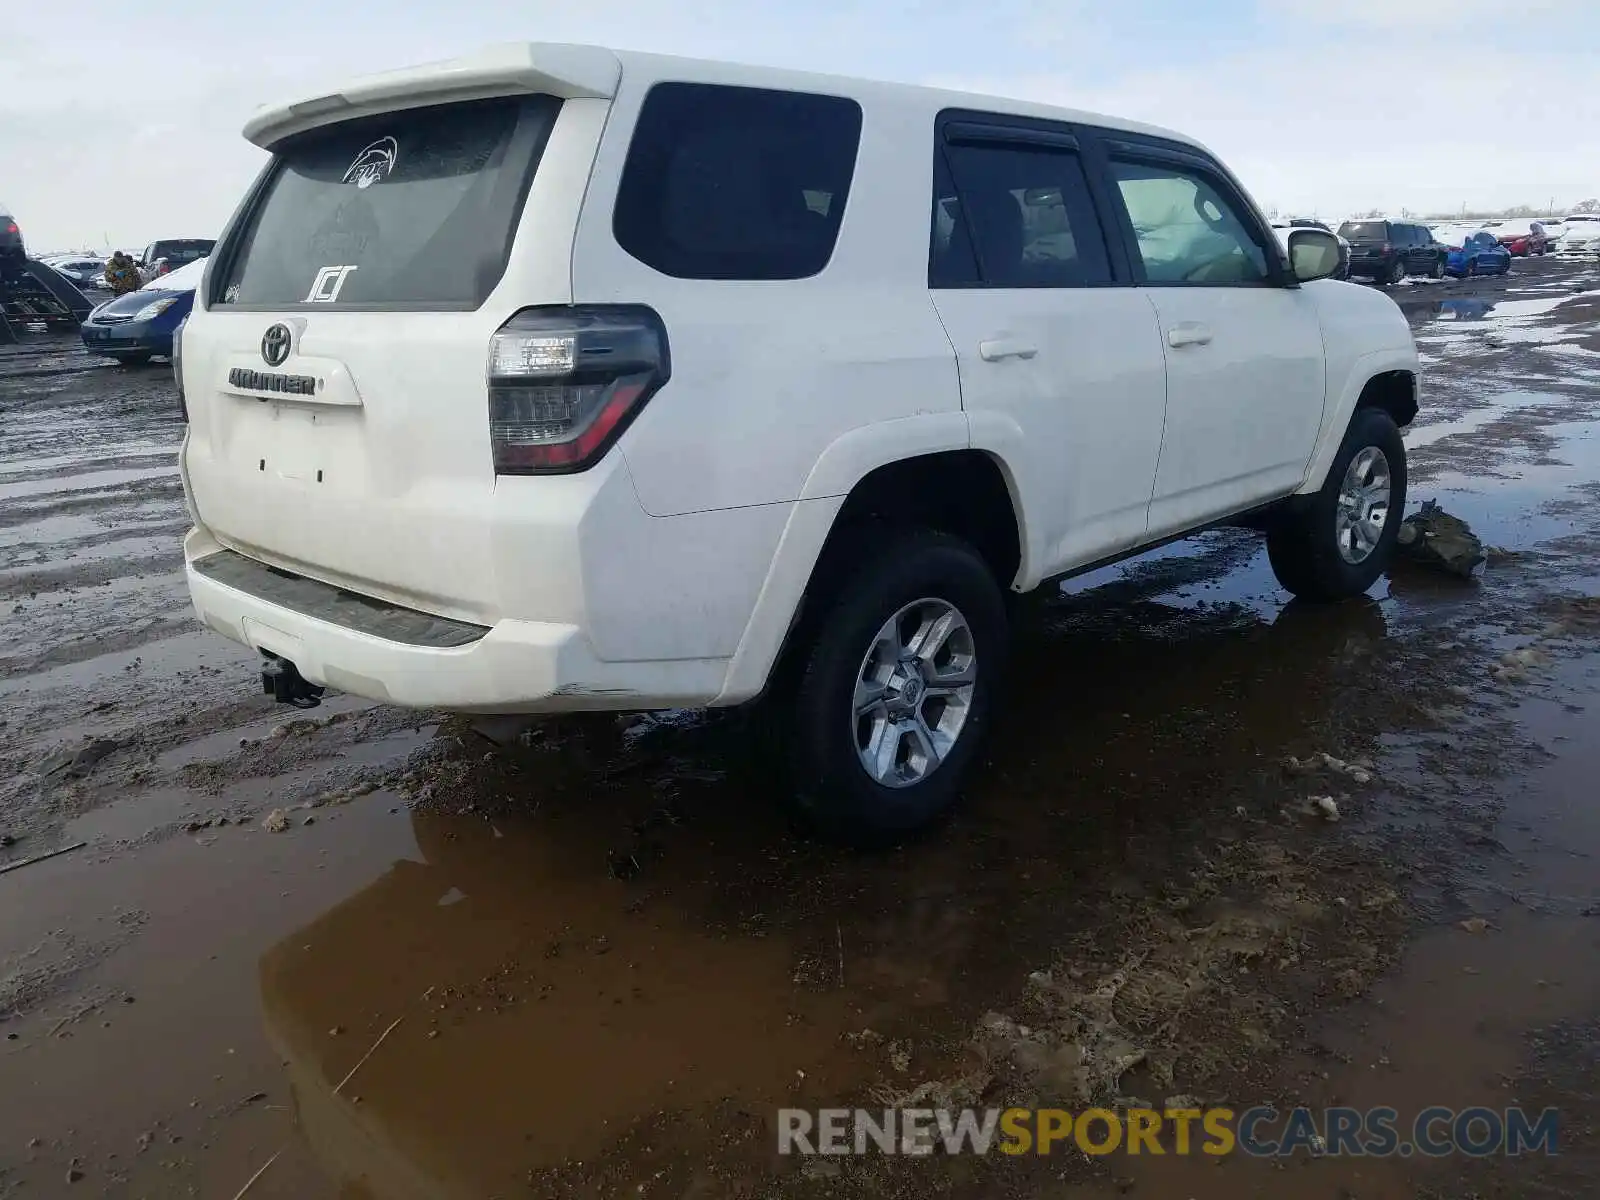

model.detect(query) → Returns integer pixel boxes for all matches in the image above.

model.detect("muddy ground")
[2,259,1599,1199]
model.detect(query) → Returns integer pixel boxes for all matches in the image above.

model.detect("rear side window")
[212,95,560,309]
[932,139,1110,288]
[612,83,863,281]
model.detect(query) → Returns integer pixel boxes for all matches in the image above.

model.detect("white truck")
[177,44,1419,842]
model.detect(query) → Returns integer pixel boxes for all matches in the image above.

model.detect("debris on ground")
[261,810,289,834]
[0,841,88,876]
[37,737,119,781]
[1459,917,1490,935]
[1287,752,1374,785]
[1396,500,1486,579]
[887,1040,912,1073]
[1313,796,1342,822]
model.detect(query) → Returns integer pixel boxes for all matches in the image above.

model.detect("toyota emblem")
[261,324,292,367]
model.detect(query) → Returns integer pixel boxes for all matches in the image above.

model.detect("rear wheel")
[1268,407,1407,602]
[1387,258,1406,286]
[786,528,1007,846]
[1429,255,1444,279]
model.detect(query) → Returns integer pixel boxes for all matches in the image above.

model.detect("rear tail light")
[486,305,669,474]
[3,222,16,234]
[1381,242,1392,253]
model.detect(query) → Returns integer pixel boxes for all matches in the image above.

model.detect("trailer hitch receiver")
[260,652,324,709]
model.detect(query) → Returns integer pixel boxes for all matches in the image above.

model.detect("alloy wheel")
[1335,446,1392,565]
[852,597,977,788]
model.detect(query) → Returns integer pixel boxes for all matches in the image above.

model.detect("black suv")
[0,204,25,280]
[1337,220,1445,285]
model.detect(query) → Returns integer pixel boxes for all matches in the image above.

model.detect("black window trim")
[1094,133,1295,290]
[929,107,1125,290]
[206,94,561,313]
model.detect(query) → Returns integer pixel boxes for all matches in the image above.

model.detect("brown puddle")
[260,807,869,1199]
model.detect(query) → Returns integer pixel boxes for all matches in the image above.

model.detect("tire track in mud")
[0,340,260,839]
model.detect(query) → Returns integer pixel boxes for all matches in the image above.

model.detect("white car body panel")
[930,286,1168,579]
[1143,285,1326,534]
[178,42,1420,713]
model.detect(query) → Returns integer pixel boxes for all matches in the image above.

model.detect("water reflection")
[259,585,1407,1197]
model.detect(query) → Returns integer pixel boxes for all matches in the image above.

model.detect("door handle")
[1166,323,1213,348]
[978,338,1038,362]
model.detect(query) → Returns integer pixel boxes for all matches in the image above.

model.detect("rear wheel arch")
[763,449,1024,699]
[819,450,1023,590]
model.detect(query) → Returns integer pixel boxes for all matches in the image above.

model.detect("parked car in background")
[1558,214,1600,256]
[1336,219,1444,283]
[1443,231,1511,277]
[176,43,1420,842]
[1493,219,1547,257]
[1272,218,1349,279]
[43,255,108,289]
[138,239,215,277]
[80,255,205,365]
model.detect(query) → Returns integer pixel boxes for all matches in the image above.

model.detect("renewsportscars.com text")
[778,1105,1560,1158]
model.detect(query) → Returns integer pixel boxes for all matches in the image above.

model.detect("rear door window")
[211,95,561,309]
[931,134,1111,288]
[611,83,863,281]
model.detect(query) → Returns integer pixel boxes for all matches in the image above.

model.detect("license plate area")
[257,400,330,484]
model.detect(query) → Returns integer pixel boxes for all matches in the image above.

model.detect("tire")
[1387,258,1406,286]
[1429,256,1444,279]
[113,351,152,367]
[1267,407,1407,603]
[786,527,1007,847]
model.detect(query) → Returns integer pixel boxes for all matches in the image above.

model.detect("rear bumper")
[1347,255,1395,277]
[179,442,826,713]
[185,528,732,713]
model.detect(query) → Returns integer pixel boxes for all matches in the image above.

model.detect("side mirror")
[1287,228,1342,283]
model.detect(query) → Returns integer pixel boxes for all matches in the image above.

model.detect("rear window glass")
[612,83,863,281]
[212,95,559,309]
[1338,221,1388,240]
[150,240,213,264]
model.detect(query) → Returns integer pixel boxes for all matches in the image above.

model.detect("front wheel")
[1267,407,1407,602]
[1430,256,1445,279]
[787,528,1008,846]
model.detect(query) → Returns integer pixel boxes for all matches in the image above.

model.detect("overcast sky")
[5,0,1597,251]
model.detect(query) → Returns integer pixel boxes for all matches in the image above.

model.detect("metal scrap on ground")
[1397,500,1488,579]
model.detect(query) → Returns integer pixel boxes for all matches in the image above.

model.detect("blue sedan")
[80,256,205,365]
[1444,232,1511,278]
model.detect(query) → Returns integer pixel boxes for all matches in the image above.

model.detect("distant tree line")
[1348,198,1600,221]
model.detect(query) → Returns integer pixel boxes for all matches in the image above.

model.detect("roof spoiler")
[242,42,622,149]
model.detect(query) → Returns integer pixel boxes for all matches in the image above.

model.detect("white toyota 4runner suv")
[179,43,1419,843]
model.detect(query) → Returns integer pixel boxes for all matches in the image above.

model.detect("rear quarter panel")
[569,68,961,518]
